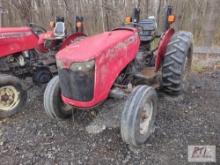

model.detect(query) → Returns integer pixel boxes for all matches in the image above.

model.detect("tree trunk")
[203,0,219,47]
[0,0,2,27]
[100,0,105,31]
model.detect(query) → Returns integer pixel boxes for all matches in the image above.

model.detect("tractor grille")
[58,69,94,101]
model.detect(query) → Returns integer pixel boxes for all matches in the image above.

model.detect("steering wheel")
[29,23,47,35]
[131,22,144,31]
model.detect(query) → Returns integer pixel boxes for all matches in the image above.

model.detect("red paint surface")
[155,28,175,71]
[59,32,86,50]
[0,27,39,57]
[57,28,140,108]
[35,32,87,53]
[35,31,53,53]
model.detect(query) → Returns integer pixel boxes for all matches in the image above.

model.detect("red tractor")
[44,6,193,146]
[0,17,86,118]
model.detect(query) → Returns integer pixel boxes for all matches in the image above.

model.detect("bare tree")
[202,0,219,47]
[1,0,220,47]
[0,0,2,27]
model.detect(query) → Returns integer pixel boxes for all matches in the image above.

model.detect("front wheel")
[121,85,157,146]
[0,74,27,118]
[44,76,73,120]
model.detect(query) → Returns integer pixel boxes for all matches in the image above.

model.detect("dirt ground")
[0,54,220,165]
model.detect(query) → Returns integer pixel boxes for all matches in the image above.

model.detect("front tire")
[161,31,193,95]
[0,74,27,118]
[121,85,157,146]
[44,75,73,119]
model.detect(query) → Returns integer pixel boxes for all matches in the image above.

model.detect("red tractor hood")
[57,28,140,108]
[0,27,39,57]
[56,29,137,66]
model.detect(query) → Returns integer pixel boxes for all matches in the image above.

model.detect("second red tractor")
[0,17,86,118]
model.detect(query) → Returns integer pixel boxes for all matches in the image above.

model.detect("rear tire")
[121,85,157,146]
[44,75,73,119]
[32,67,53,84]
[161,31,193,95]
[0,74,27,118]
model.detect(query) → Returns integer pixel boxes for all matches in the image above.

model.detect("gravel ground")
[0,67,220,164]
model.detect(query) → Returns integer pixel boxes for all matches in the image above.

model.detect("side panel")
[0,27,39,57]
[155,28,175,71]
[62,32,140,108]
[95,33,139,102]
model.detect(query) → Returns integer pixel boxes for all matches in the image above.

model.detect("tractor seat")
[138,18,157,42]
[54,22,65,39]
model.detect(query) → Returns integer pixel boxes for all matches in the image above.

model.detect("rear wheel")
[121,85,157,146]
[44,75,73,119]
[32,67,53,84]
[161,31,193,95]
[0,74,27,118]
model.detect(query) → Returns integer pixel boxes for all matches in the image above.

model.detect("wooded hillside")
[1,0,220,47]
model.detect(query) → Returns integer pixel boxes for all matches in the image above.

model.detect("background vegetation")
[1,0,220,47]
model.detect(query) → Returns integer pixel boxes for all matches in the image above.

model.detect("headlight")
[70,60,95,72]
